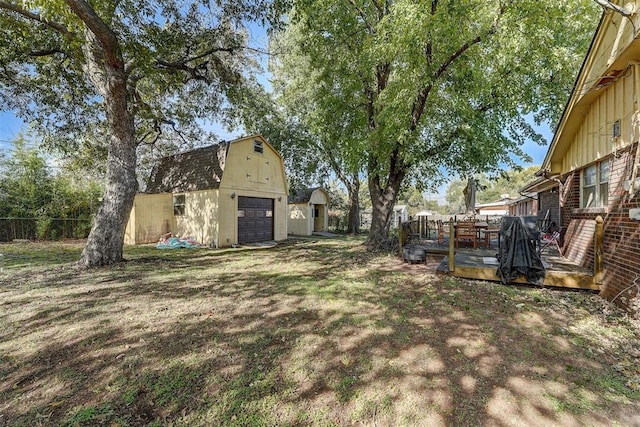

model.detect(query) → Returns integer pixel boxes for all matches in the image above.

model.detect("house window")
[253,139,263,154]
[582,159,609,208]
[173,194,185,216]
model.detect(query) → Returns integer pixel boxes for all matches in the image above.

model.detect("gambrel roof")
[289,187,322,203]
[146,142,230,194]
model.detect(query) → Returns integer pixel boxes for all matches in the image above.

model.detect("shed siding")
[288,204,311,236]
[218,137,288,246]
[175,189,219,246]
[309,189,328,205]
[124,193,174,245]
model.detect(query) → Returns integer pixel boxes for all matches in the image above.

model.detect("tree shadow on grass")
[0,239,639,426]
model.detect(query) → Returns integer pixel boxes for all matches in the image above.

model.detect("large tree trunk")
[345,176,360,235]
[366,167,405,249]
[79,121,137,267]
[78,29,137,267]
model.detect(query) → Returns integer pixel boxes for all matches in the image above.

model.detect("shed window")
[582,159,609,208]
[173,194,186,216]
[253,139,263,153]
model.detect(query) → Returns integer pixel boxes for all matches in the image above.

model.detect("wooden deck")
[404,235,599,291]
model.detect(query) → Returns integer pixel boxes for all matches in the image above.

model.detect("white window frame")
[173,193,186,216]
[581,159,609,208]
[253,139,264,154]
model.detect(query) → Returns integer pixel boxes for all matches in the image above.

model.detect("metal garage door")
[237,197,274,244]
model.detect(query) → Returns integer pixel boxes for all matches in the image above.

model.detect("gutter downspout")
[593,0,633,17]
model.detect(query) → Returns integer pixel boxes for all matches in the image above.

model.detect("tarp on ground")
[156,236,200,249]
[496,217,545,285]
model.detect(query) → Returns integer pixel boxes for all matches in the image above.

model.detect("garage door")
[237,197,274,244]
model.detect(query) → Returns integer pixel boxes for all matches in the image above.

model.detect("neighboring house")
[392,205,409,227]
[125,135,288,247]
[288,187,329,236]
[474,196,514,216]
[523,2,640,315]
[360,209,372,228]
[506,194,538,217]
[415,210,434,217]
[360,205,409,228]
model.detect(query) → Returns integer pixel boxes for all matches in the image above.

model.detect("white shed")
[392,204,409,227]
[288,188,329,236]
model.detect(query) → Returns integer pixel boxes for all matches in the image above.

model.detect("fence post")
[448,217,455,272]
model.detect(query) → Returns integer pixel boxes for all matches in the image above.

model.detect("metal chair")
[540,230,563,257]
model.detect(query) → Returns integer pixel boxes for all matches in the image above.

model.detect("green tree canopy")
[0,0,274,265]
[275,0,600,245]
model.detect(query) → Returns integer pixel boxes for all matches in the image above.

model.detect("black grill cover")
[496,217,545,285]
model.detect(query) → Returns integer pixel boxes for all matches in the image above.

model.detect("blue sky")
[0,111,25,151]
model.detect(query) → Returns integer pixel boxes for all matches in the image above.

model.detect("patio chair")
[540,230,563,257]
[455,220,478,249]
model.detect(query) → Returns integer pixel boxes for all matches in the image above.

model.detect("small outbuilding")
[474,196,514,216]
[125,135,288,247]
[288,187,329,236]
[392,205,409,227]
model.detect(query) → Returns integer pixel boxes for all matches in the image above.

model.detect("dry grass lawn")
[0,236,639,426]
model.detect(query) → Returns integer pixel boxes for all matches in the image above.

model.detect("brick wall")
[599,145,640,316]
[538,190,560,229]
[560,145,640,317]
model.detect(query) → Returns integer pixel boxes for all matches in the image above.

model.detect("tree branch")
[63,0,122,68]
[410,3,505,130]
[0,1,72,36]
[347,0,374,33]
[160,46,236,68]
[28,48,65,57]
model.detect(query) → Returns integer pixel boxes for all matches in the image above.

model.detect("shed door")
[237,197,274,244]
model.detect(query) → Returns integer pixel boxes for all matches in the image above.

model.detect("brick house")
[522,2,640,316]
